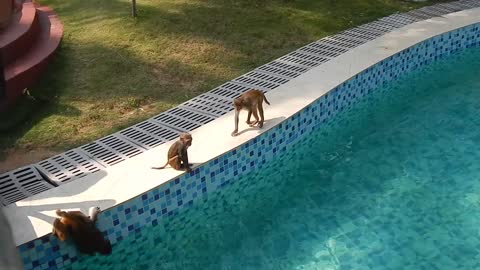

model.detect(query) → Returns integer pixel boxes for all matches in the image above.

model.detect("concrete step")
[1,4,63,111]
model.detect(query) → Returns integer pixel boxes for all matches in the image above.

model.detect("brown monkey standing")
[152,133,193,172]
[231,89,270,136]
[52,207,112,256]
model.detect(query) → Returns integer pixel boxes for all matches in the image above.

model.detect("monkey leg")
[246,110,253,125]
[169,156,182,170]
[250,110,260,127]
[258,103,265,128]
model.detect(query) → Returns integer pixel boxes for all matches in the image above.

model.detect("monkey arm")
[178,146,191,171]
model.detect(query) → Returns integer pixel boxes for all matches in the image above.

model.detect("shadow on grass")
[0,40,216,164]
[1,0,446,165]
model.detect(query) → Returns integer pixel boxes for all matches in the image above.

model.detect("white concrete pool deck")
[3,7,480,246]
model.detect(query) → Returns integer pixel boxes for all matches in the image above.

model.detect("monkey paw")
[231,131,239,137]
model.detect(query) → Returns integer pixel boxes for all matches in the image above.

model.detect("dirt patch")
[0,149,61,173]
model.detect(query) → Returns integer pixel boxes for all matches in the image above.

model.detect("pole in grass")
[132,0,137,17]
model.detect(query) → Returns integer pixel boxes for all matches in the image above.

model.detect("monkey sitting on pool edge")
[152,133,193,172]
[231,89,270,137]
[52,207,112,256]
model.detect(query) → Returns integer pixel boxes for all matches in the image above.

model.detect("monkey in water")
[231,89,270,137]
[52,207,112,256]
[152,133,193,172]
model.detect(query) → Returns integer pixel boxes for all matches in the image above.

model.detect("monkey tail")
[262,93,271,105]
[151,160,169,170]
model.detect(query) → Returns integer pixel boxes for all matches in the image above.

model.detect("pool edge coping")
[4,5,480,247]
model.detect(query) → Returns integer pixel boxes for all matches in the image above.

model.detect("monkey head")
[233,98,243,111]
[180,133,193,147]
[52,218,69,241]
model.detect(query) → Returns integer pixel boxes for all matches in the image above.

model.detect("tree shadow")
[1,0,446,165]
[0,39,221,162]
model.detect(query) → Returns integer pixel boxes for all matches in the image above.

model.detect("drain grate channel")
[0,166,55,206]
[36,150,103,185]
[457,0,480,8]
[322,36,362,49]
[119,120,180,149]
[256,63,302,79]
[357,23,394,35]
[380,13,419,27]
[151,107,216,132]
[437,3,464,12]
[80,135,145,167]
[234,73,283,91]
[267,60,309,74]
[181,93,234,117]
[298,43,345,59]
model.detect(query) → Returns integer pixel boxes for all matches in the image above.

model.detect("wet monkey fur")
[52,208,112,256]
[152,133,193,172]
[231,89,270,136]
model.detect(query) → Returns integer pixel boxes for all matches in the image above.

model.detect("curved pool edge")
[7,5,480,270]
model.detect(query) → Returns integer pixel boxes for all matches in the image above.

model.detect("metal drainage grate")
[359,21,396,34]
[277,53,324,69]
[308,40,349,54]
[247,70,291,83]
[181,93,234,117]
[36,149,103,185]
[428,5,458,14]
[320,36,361,50]
[379,13,419,27]
[328,33,370,47]
[79,135,145,167]
[342,28,384,40]
[118,120,180,149]
[437,3,464,12]
[209,81,252,99]
[233,74,281,91]
[457,0,480,8]
[256,63,303,79]
[419,6,449,17]
[407,9,437,20]
[0,166,55,206]
[267,60,309,74]
[151,107,216,132]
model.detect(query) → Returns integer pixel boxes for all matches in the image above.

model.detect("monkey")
[151,133,193,172]
[231,89,270,137]
[52,207,112,256]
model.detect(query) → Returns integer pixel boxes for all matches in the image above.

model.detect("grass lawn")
[0,0,445,171]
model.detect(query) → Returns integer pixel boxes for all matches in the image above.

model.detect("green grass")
[0,0,445,165]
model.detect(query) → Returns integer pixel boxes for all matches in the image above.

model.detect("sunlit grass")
[0,0,445,168]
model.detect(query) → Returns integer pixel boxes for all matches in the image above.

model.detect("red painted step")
[1,5,63,111]
[0,2,39,66]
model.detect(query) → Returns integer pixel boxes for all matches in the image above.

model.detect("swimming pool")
[66,46,480,269]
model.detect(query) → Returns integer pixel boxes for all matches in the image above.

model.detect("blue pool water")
[70,47,480,270]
